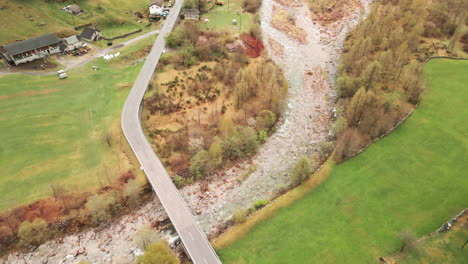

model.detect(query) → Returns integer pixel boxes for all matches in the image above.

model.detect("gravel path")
[2,1,371,263]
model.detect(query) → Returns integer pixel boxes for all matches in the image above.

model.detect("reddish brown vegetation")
[241,34,265,58]
[0,170,148,253]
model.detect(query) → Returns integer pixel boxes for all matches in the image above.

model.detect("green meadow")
[0,0,150,44]
[218,59,468,263]
[0,39,152,210]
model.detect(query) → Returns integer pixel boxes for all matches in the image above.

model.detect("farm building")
[61,35,83,52]
[61,4,82,15]
[149,0,164,16]
[80,28,102,42]
[2,34,62,65]
[183,9,200,20]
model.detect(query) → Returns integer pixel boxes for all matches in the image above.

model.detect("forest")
[333,0,467,161]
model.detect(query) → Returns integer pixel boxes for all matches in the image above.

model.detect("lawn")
[217,58,468,263]
[0,39,150,210]
[0,0,150,45]
[200,1,253,32]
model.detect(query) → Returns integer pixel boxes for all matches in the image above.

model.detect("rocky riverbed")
[2,0,371,263]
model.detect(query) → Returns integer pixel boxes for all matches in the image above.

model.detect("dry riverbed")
[2,0,371,263]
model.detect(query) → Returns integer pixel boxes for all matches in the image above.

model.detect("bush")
[209,140,223,168]
[252,199,268,210]
[223,126,259,160]
[133,227,160,250]
[233,208,247,224]
[257,129,267,144]
[190,150,210,179]
[85,193,116,224]
[173,174,184,188]
[124,179,142,206]
[18,218,49,247]
[137,240,179,264]
[290,156,312,186]
[256,110,276,132]
[243,0,261,13]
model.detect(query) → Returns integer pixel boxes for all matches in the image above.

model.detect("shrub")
[133,227,160,250]
[290,156,312,186]
[257,129,268,143]
[233,208,247,224]
[398,229,420,254]
[18,218,49,247]
[209,140,223,168]
[124,179,142,207]
[85,193,116,224]
[252,199,268,210]
[256,110,276,132]
[137,240,179,264]
[173,174,184,188]
[190,150,210,179]
[238,126,259,154]
[243,0,261,13]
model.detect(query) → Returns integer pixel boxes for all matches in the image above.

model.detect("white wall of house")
[12,46,60,65]
[149,4,163,15]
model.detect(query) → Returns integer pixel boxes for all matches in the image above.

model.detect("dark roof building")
[2,33,62,65]
[80,28,101,42]
[4,34,61,57]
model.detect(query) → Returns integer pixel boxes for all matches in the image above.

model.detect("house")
[61,35,83,52]
[183,9,200,20]
[80,28,102,42]
[225,43,238,52]
[61,4,82,15]
[149,0,164,16]
[2,34,62,65]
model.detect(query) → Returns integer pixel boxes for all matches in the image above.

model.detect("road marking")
[189,231,195,241]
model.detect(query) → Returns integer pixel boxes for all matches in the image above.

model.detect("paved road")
[121,2,222,264]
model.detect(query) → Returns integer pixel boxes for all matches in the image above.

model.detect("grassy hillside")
[217,59,468,263]
[0,39,152,210]
[0,0,149,44]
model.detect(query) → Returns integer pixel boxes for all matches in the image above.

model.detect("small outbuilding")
[183,9,200,20]
[61,35,83,52]
[80,28,102,42]
[61,4,82,15]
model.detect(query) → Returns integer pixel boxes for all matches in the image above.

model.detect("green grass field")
[0,39,150,210]
[200,1,253,32]
[218,59,468,263]
[0,0,150,44]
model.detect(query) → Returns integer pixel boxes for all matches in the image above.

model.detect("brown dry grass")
[0,88,62,100]
[271,5,308,44]
[213,162,333,249]
[308,0,362,26]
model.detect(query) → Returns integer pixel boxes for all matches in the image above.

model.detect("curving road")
[120,1,222,263]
